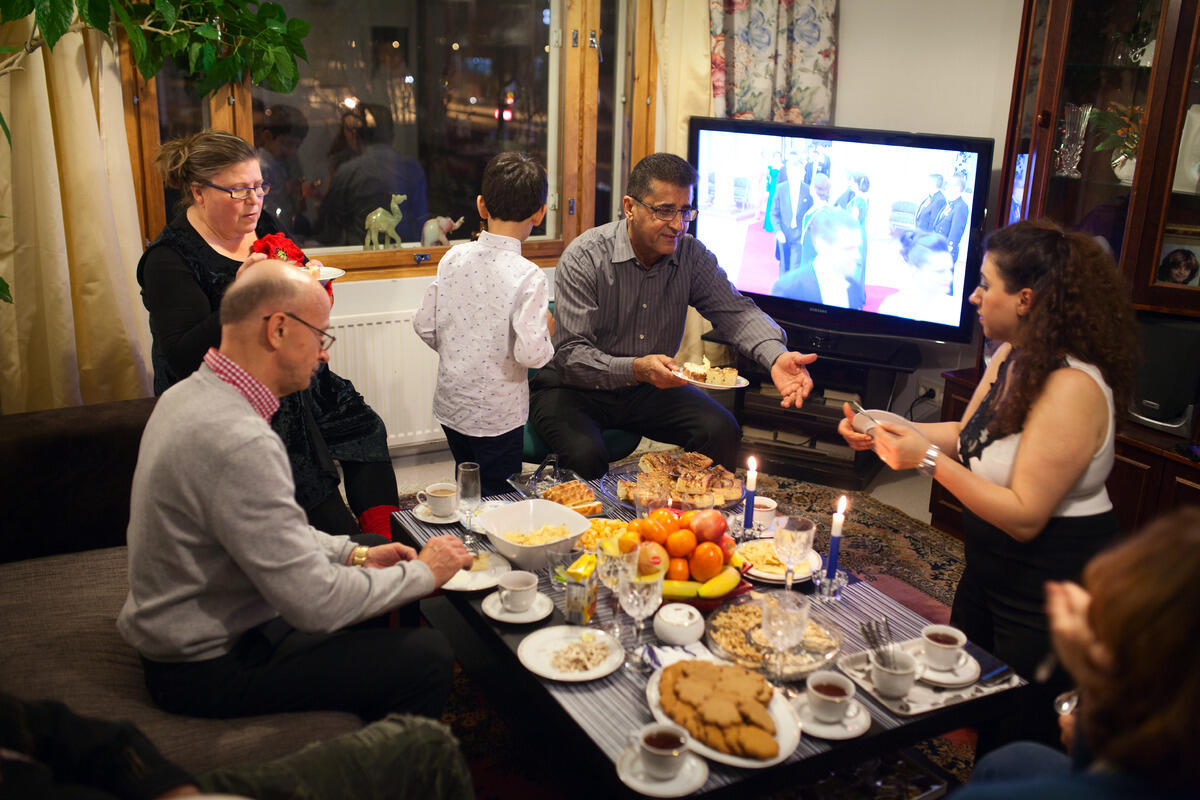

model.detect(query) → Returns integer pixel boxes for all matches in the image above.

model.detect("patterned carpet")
[400,466,978,796]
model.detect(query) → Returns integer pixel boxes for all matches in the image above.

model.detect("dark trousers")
[440,424,525,497]
[529,369,741,479]
[306,460,400,536]
[142,618,454,722]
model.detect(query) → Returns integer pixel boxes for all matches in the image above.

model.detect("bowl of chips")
[476,499,590,570]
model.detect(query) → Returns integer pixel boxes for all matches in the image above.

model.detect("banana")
[662,579,702,600]
[698,566,741,598]
[729,551,745,569]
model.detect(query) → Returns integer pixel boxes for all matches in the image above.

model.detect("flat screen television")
[687,117,993,358]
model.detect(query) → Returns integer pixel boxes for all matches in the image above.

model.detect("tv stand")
[779,324,921,370]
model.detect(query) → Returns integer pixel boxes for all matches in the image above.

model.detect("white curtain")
[0,19,150,413]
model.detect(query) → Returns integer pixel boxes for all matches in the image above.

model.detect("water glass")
[596,541,637,638]
[618,555,664,673]
[773,516,815,591]
[760,591,810,683]
[633,484,669,518]
[457,462,481,549]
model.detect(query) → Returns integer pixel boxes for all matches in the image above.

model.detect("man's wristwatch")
[350,545,370,567]
[916,444,941,478]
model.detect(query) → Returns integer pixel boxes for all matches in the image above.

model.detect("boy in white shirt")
[414,153,554,495]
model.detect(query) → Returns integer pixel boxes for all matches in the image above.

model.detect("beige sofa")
[0,399,361,773]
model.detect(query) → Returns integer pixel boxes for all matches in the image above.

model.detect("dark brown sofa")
[0,398,360,773]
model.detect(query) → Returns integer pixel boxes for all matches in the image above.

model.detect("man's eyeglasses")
[202,180,272,200]
[632,196,698,223]
[263,311,336,351]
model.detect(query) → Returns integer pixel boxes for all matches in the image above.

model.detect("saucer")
[413,504,459,525]
[793,695,871,740]
[481,591,554,624]
[615,746,708,797]
[901,640,980,687]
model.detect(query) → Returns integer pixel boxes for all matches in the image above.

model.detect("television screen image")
[688,117,993,348]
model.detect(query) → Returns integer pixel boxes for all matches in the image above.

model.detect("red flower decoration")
[251,233,308,265]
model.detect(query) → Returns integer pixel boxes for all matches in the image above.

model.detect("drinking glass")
[596,539,638,638]
[618,554,664,673]
[760,591,810,683]
[633,484,668,519]
[773,516,816,592]
[456,462,482,550]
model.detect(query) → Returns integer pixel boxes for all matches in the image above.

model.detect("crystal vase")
[1054,103,1092,178]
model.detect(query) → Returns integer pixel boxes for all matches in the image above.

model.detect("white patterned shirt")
[414,231,554,436]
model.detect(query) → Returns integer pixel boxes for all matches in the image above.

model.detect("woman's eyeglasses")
[201,180,272,200]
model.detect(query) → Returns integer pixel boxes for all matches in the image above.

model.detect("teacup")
[417,482,457,518]
[921,624,967,672]
[752,496,777,528]
[629,722,689,781]
[870,650,919,698]
[497,570,538,613]
[805,670,856,724]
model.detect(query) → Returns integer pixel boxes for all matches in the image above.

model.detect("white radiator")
[326,310,444,452]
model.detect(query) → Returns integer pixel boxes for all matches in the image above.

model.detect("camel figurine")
[421,215,466,247]
[364,194,407,250]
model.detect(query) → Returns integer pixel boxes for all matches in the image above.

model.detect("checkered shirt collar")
[203,348,280,422]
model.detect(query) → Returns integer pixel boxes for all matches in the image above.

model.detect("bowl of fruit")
[622,508,751,609]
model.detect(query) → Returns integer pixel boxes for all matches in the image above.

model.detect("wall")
[835,0,1024,418]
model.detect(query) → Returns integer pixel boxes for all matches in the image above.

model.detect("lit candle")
[826,495,846,580]
[743,456,757,530]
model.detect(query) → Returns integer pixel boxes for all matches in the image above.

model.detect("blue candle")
[743,457,757,530]
[826,495,846,580]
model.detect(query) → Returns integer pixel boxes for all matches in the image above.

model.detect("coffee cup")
[921,624,967,671]
[497,570,538,613]
[417,482,457,518]
[870,650,919,698]
[629,722,688,781]
[753,496,777,528]
[805,670,856,723]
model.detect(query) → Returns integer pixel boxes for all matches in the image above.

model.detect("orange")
[689,542,724,582]
[649,508,680,534]
[667,557,691,581]
[665,528,697,558]
[617,532,640,553]
[632,517,669,545]
[679,509,700,530]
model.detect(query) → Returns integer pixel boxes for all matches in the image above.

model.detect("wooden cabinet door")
[1158,459,1200,512]
[1109,439,1164,534]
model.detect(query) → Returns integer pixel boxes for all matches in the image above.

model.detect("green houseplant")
[1089,102,1143,176]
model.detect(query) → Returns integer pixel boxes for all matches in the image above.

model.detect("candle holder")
[811,569,848,603]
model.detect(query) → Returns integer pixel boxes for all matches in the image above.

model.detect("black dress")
[137,211,396,532]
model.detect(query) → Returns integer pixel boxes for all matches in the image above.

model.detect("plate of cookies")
[645,659,800,768]
[705,592,841,679]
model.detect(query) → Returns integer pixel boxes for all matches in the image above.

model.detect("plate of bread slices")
[508,462,604,516]
[602,450,744,510]
[672,356,748,390]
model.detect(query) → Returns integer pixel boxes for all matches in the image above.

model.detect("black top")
[137,211,390,510]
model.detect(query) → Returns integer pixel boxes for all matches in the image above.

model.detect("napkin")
[637,642,715,670]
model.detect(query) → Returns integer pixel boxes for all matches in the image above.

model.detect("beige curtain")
[652,0,729,368]
[0,20,150,414]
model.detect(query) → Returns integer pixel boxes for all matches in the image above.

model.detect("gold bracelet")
[350,545,370,567]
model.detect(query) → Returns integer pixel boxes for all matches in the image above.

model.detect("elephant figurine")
[364,194,407,250]
[421,215,466,247]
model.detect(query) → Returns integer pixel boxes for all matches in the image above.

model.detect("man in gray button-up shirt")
[530,153,817,478]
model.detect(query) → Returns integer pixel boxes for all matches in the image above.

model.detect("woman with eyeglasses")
[137,130,400,540]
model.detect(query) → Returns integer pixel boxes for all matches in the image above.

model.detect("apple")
[637,542,669,575]
[717,534,736,563]
[688,509,727,543]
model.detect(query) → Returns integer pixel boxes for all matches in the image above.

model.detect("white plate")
[413,504,460,525]
[740,545,823,584]
[517,626,624,682]
[644,666,801,768]
[670,370,749,390]
[441,551,511,592]
[901,639,981,687]
[616,746,709,797]
[851,409,915,435]
[481,591,554,624]
[317,266,345,282]
[792,695,870,740]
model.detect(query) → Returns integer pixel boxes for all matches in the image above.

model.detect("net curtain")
[0,19,151,413]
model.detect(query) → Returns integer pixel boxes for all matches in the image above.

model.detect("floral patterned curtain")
[710,0,837,123]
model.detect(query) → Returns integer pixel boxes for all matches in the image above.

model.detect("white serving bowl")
[476,499,590,570]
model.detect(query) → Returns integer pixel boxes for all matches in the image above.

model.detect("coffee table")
[393,484,1031,798]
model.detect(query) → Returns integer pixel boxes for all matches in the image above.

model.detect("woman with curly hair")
[838,219,1138,751]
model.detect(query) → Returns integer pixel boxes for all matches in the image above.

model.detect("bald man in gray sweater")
[119,260,472,721]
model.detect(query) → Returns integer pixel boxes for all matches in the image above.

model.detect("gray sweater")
[118,365,433,662]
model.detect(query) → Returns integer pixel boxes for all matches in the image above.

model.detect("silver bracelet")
[916,444,941,478]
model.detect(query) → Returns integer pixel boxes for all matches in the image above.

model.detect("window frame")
[118,0,603,279]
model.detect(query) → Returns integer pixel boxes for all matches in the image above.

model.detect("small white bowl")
[476,499,589,570]
[653,603,705,645]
